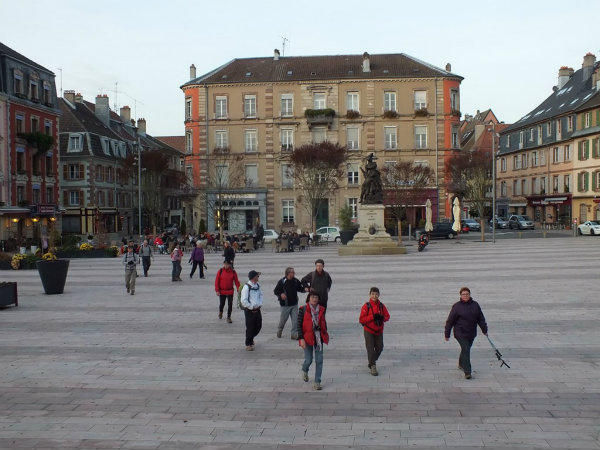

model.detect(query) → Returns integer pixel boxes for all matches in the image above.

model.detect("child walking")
[297,290,329,390]
[359,287,390,376]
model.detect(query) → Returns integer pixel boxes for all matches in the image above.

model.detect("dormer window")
[13,69,23,96]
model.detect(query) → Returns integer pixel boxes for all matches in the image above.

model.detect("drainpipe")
[434,77,439,222]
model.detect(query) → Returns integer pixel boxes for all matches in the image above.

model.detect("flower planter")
[339,230,355,245]
[36,259,70,295]
[0,282,18,307]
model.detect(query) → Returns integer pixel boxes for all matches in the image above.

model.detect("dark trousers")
[190,260,204,278]
[364,329,384,366]
[219,294,233,318]
[142,256,151,276]
[171,261,182,280]
[243,308,262,346]
[456,337,475,374]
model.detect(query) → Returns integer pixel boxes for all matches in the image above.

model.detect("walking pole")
[486,336,510,368]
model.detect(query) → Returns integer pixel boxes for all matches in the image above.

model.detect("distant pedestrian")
[273,267,305,339]
[214,259,240,323]
[301,259,332,308]
[444,287,488,379]
[359,287,390,376]
[170,245,183,282]
[240,270,264,351]
[189,241,205,279]
[223,241,235,267]
[297,290,329,390]
[122,243,139,295]
[139,239,153,277]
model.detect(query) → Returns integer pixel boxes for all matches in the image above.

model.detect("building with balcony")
[0,42,61,247]
[498,53,600,227]
[181,51,463,233]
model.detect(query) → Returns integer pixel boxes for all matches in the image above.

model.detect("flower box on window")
[414,108,429,117]
[213,146,230,154]
[383,110,398,119]
[451,109,462,117]
[345,110,361,120]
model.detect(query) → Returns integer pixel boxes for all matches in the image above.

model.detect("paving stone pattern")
[0,238,599,449]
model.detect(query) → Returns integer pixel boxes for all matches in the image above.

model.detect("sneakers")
[370,365,378,376]
[291,334,298,340]
[313,382,322,391]
[130,291,135,296]
[465,373,472,379]
[245,345,253,351]
[276,330,282,338]
[126,287,130,293]
[218,312,223,319]
[227,317,232,323]
[302,371,309,382]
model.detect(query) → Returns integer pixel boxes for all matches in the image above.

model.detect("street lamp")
[137,139,142,240]
[489,122,498,244]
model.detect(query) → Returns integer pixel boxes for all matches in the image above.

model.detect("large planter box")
[0,282,18,307]
[36,259,70,295]
[56,248,115,258]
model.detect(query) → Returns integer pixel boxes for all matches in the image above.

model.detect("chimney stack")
[362,52,370,73]
[120,105,131,123]
[95,94,110,127]
[190,64,196,80]
[582,52,596,80]
[274,49,280,61]
[445,63,452,72]
[557,66,573,89]
[137,118,146,136]
[64,90,75,104]
[74,92,83,103]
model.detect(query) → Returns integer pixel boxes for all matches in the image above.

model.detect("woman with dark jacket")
[189,241,205,279]
[297,291,329,391]
[273,267,305,339]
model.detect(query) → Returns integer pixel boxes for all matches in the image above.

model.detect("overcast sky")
[2,0,599,136]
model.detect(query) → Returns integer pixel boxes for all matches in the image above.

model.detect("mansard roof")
[0,42,54,75]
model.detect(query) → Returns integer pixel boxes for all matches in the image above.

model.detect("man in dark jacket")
[301,259,332,308]
[223,241,235,268]
[274,267,305,339]
[444,286,488,379]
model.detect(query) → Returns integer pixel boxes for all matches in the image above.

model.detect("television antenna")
[281,36,289,57]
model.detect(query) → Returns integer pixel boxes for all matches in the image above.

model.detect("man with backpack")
[273,267,305,340]
[359,287,390,376]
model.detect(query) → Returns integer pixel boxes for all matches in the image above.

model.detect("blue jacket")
[445,298,488,340]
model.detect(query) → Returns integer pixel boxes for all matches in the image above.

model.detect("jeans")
[364,330,384,367]
[278,305,298,338]
[302,344,324,383]
[456,337,475,374]
[190,260,204,278]
[244,308,262,346]
[219,295,233,318]
[171,261,182,280]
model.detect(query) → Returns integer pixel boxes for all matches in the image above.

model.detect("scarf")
[310,304,322,350]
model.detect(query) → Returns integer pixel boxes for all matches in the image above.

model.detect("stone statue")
[359,153,383,204]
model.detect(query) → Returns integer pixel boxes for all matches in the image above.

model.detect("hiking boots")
[465,373,472,379]
[218,312,223,319]
[302,371,309,382]
[313,382,322,391]
[370,365,378,376]
[227,317,232,324]
[276,330,282,338]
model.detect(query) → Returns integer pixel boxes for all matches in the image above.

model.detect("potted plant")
[36,251,70,295]
[0,282,18,307]
[338,205,355,245]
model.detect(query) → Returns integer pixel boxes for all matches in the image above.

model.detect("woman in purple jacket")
[444,286,488,379]
[189,241,205,279]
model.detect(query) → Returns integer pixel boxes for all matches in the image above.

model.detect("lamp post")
[490,122,497,244]
[137,139,142,240]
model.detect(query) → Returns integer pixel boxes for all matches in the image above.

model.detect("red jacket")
[214,267,240,295]
[297,304,329,347]
[359,299,390,336]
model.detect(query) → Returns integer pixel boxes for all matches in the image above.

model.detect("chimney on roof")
[274,49,280,61]
[136,118,146,136]
[582,52,596,80]
[75,92,83,103]
[445,63,452,72]
[362,52,371,73]
[64,90,75,104]
[190,64,196,80]
[120,105,131,123]
[557,66,573,89]
[95,94,110,127]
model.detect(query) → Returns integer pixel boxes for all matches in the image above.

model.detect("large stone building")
[0,42,61,247]
[497,53,600,227]
[181,51,463,233]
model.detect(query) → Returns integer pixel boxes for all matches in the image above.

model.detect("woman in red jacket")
[359,287,390,376]
[297,290,329,390]
[214,259,240,323]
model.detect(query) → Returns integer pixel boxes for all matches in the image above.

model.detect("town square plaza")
[0,237,599,450]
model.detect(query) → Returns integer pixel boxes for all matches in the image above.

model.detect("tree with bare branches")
[287,141,350,233]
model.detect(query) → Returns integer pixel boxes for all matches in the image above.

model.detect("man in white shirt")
[240,270,263,351]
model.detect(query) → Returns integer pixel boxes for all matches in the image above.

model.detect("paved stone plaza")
[1,238,599,450]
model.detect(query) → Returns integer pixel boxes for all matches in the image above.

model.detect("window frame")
[281,93,293,117]
[215,95,228,119]
[244,129,258,153]
[244,94,257,118]
[384,91,397,112]
[282,199,295,223]
[414,125,427,149]
[346,91,359,113]
[346,126,360,150]
[384,126,397,150]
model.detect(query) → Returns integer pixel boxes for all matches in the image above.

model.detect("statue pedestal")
[338,204,406,255]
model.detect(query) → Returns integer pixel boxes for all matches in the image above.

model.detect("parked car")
[577,221,600,235]
[490,216,508,229]
[311,226,341,242]
[508,215,535,230]
[462,218,481,232]
[262,229,279,243]
[415,222,457,239]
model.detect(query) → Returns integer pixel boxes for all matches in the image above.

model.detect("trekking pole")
[486,335,510,368]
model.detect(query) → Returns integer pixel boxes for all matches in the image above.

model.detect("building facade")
[497,53,600,227]
[0,42,61,247]
[182,51,463,233]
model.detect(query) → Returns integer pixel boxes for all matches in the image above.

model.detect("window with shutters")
[68,164,83,180]
[32,188,40,204]
[594,171,600,191]
[69,191,80,206]
[556,119,562,139]
[564,145,571,161]
[592,138,599,158]
[537,125,542,145]
[96,165,104,182]
[97,191,105,207]
[45,153,53,176]
[46,187,53,203]
[578,140,589,160]
[540,177,546,194]
[513,180,519,196]
[521,153,528,169]
[577,171,589,192]
[500,181,507,197]
[564,175,571,193]
[546,122,552,136]
[584,112,591,128]
[553,147,561,163]
[553,176,559,193]
[567,115,573,131]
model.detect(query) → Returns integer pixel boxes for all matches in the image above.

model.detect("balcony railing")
[305,108,335,128]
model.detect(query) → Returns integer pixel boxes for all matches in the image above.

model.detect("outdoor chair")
[271,240,279,253]
[279,238,289,252]
[299,236,308,250]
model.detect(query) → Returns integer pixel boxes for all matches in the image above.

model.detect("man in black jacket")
[444,286,488,379]
[301,259,332,308]
[274,267,305,339]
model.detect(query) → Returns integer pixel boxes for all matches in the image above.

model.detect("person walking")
[223,241,235,268]
[139,239,153,277]
[122,243,139,295]
[359,287,390,376]
[444,286,488,379]
[273,267,305,339]
[240,270,264,351]
[301,259,332,308]
[297,290,329,390]
[214,259,240,323]
[170,244,183,282]
[189,241,205,279]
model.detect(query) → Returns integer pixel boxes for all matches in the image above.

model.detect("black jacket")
[223,246,235,262]
[301,270,332,307]
[445,298,488,340]
[273,277,305,307]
